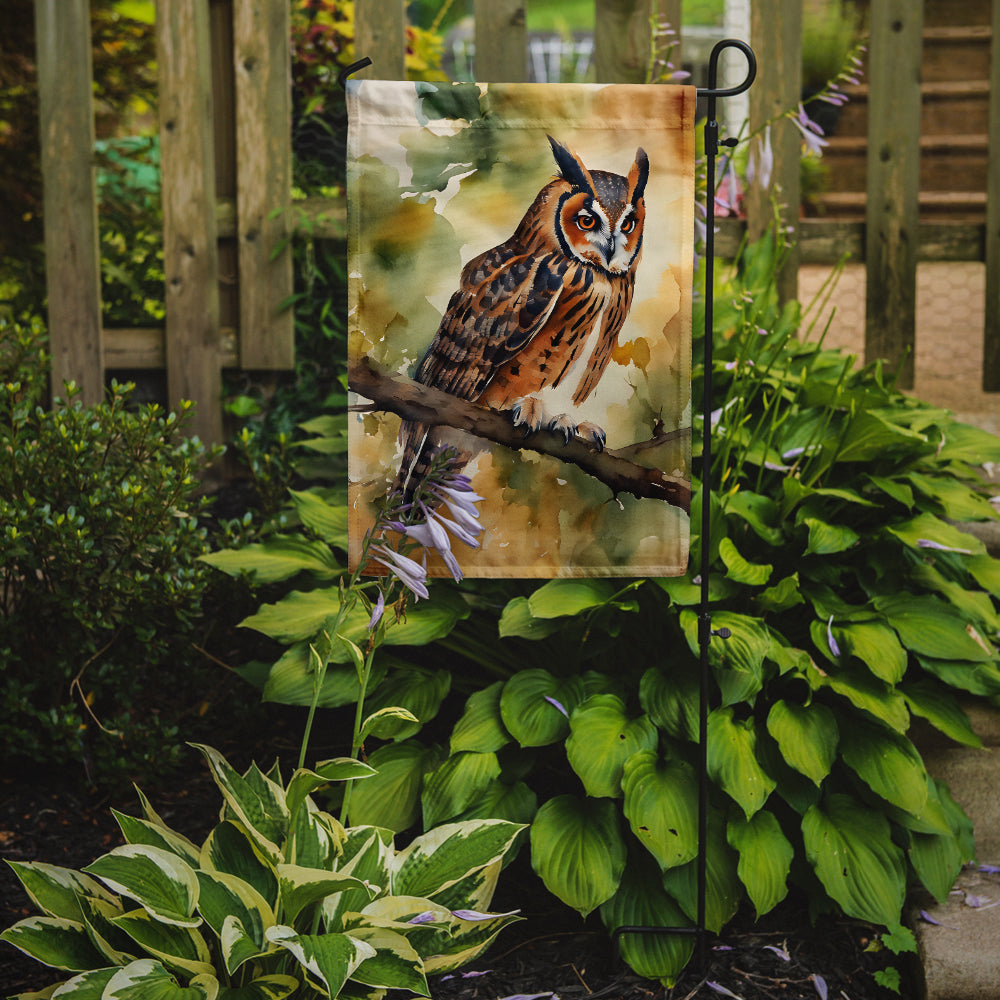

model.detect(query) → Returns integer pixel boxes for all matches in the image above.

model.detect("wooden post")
[34,0,104,405]
[354,0,406,80]
[594,0,655,83]
[233,0,294,369]
[983,0,1000,390]
[157,0,223,444]
[747,0,802,305]
[864,0,923,389]
[474,0,527,82]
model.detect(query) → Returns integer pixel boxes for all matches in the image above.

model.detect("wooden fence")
[33,0,1000,445]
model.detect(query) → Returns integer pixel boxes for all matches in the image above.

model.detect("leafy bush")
[0,317,219,783]
[214,232,1000,984]
[1,743,524,998]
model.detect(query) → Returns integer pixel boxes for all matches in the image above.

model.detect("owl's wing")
[414,246,566,400]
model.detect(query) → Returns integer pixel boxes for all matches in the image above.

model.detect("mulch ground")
[1,739,913,1000]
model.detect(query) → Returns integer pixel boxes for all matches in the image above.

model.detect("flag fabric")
[347,81,695,578]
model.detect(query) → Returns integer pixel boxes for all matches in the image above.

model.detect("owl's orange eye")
[621,218,636,234]
[576,212,596,231]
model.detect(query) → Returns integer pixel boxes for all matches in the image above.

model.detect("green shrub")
[1,743,524,998]
[215,233,1000,985]
[0,317,220,783]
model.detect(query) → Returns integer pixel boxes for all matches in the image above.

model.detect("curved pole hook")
[697,38,757,99]
[338,56,373,90]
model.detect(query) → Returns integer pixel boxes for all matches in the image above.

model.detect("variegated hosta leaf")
[621,751,699,871]
[452,779,538,828]
[420,751,502,829]
[421,907,522,975]
[765,700,838,786]
[323,829,393,931]
[265,925,376,998]
[288,802,344,870]
[110,908,214,978]
[425,859,501,915]
[200,822,279,910]
[112,810,202,868]
[599,854,694,987]
[285,760,375,824]
[195,870,274,973]
[276,864,376,925]
[4,862,118,922]
[214,974,299,1000]
[727,810,793,917]
[565,696,658,799]
[706,707,776,818]
[0,916,107,971]
[529,795,626,917]
[77,894,136,966]
[47,966,118,997]
[83,846,200,929]
[102,958,218,999]
[190,745,287,863]
[391,820,524,901]
[450,681,511,754]
[344,926,429,995]
[802,793,906,926]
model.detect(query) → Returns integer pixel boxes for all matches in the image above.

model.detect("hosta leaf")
[47,967,118,998]
[362,667,451,740]
[195,871,273,973]
[599,853,694,987]
[111,909,214,978]
[322,830,393,931]
[499,670,585,747]
[916,655,1000,697]
[621,751,699,870]
[215,975,299,1000]
[875,594,995,662]
[530,795,626,917]
[901,680,982,748]
[76,895,135,966]
[285,759,376,822]
[526,579,616,618]
[261,643,387,709]
[393,820,524,900]
[288,489,349,547]
[755,573,805,614]
[453,779,538,827]
[276,865,374,925]
[5,862,118,923]
[707,708,776,818]
[838,718,928,816]
[834,410,927,463]
[834,621,907,684]
[565,695,658,799]
[83,846,200,928]
[345,926,428,994]
[727,811,793,917]
[906,472,998,521]
[765,700,838,786]
[724,490,784,545]
[190,746,287,862]
[718,537,772,586]
[497,596,562,639]
[199,535,341,584]
[450,682,511,754]
[802,517,859,556]
[909,829,965,905]
[347,740,442,832]
[808,660,910,732]
[681,610,770,706]
[0,917,107,971]
[112,813,201,868]
[802,794,906,926]
[661,811,741,933]
[423,906,522,974]
[966,553,1000,597]
[421,751,502,828]
[886,512,985,557]
[265,926,375,997]
[639,664,699,742]
[360,706,421,742]
[199,822,278,910]
[102,959,218,1000]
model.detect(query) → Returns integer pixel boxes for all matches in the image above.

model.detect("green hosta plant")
[1,744,523,999]
[342,234,998,984]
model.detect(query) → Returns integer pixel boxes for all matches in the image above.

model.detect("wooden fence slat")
[157,0,223,444]
[864,0,923,389]
[233,0,294,369]
[747,0,802,305]
[983,0,1000,389]
[594,0,657,83]
[474,0,526,82]
[34,0,103,405]
[354,0,406,80]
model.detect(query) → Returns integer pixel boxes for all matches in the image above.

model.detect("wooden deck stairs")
[816,0,992,221]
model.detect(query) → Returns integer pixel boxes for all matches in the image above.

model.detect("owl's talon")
[577,422,607,452]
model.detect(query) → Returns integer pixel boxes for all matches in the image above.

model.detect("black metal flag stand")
[341,39,758,975]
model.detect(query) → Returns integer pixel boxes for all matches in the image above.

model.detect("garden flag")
[347,81,695,578]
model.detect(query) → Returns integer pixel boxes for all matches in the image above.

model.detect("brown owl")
[393,135,649,500]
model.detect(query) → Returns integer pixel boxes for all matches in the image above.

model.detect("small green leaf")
[839,718,929,817]
[497,597,562,639]
[450,682,511,754]
[526,579,616,618]
[421,751,502,828]
[530,795,626,917]
[765,700,838,786]
[347,740,441,832]
[288,489,348,547]
[707,708,776,818]
[499,670,584,747]
[639,664,699,742]
[901,680,982,748]
[719,537,772,585]
[875,594,995,662]
[727,811,793,917]
[200,536,341,584]
[803,517,859,555]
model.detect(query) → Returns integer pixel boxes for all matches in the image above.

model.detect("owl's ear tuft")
[628,148,649,203]
[547,135,595,195]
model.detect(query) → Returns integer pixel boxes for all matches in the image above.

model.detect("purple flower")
[370,544,429,600]
[407,911,438,925]
[763,944,790,961]
[826,615,841,658]
[747,125,774,190]
[812,974,828,1000]
[367,590,385,631]
[544,695,569,718]
[706,983,742,999]
[917,538,973,554]
[451,908,520,921]
[791,104,828,156]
